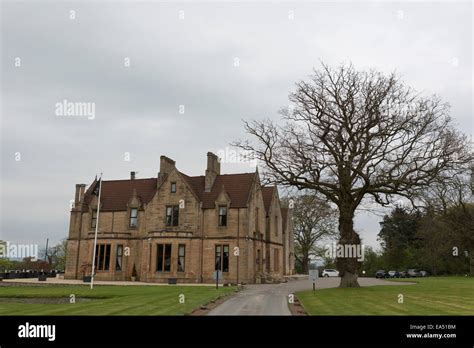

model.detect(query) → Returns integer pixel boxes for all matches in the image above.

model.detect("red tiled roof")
[83,178,157,211]
[178,172,205,201]
[82,172,257,211]
[261,186,276,215]
[180,172,256,208]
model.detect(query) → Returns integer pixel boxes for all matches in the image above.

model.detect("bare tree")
[39,239,68,270]
[291,194,338,274]
[418,170,474,275]
[235,62,472,287]
[418,170,473,214]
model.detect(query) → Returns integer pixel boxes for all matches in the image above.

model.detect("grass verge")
[297,277,473,315]
[0,284,236,315]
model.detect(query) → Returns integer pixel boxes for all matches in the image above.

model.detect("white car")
[322,269,339,277]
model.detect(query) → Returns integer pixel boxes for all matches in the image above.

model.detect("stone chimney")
[130,171,136,180]
[74,184,86,208]
[158,155,176,186]
[205,152,221,192]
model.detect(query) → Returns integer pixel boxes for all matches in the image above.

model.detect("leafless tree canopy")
[235,62,472,287]
[290,194,338,274]
[418,170,473,214]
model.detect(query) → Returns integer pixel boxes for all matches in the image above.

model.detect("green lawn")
[297,277,474,315]
[0,284,236,315]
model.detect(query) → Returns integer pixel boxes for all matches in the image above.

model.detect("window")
[116,245,123,271]
[178,244,185,272]
[129,208,138,227]
[274,215,278,236]
[165,205,179,226]
[95,244,111,271]
[171,182,177,193]
[218,206,227,226]
[157,244,172,272]
[215,245,229,272]
[91,210,98,228]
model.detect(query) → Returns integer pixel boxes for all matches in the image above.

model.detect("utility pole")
[91,173,103,290]
[44,238,49,262]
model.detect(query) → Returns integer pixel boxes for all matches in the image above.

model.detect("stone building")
[65,152,295,284]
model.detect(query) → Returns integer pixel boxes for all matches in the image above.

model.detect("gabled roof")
[261,186,276,215]
[83,178,157,211]
[82,172,257,211]
[180,172,256,208]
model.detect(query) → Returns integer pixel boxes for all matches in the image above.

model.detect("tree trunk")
[336,204,361,288]
[302,255,309,274]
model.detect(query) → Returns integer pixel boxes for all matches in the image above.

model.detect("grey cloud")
[1,1,471,248]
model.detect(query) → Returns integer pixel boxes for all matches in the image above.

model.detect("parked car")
[375,270,386,279]
[398,271,408,278]
[407,269,421,277]
[322,269,339,277]
[419,270,429,277]
[387,270,400,278]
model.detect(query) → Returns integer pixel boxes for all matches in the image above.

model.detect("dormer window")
[170,182,177,193]
[91,210,98,228]
[218,206,227,226]
[129,208,138,227]
[166,205,179,226]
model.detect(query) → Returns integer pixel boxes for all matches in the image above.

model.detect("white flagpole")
[90,173,103,290]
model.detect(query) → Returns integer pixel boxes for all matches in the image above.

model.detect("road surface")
[207,277,413,315]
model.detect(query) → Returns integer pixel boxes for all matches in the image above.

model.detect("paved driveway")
[207,277,413,315]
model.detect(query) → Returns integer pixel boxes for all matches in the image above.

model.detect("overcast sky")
[1,1,472,250]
